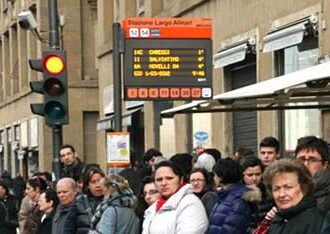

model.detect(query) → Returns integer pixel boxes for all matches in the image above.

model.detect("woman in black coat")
[261,159,325,234]
[240,155,274,231]
[36,188,59,234]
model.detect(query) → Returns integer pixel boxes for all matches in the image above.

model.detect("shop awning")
[213,37,256,68]
[97,107,143,131]
[262,15,317,53]
[161,61,330,118]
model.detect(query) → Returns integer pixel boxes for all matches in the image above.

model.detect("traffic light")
[29,50,69,126]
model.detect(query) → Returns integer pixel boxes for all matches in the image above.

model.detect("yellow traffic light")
[44,55,65,75]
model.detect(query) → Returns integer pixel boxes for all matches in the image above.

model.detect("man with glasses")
[295,135,330,212]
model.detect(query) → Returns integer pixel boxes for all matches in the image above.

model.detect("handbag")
[252,218,271,234]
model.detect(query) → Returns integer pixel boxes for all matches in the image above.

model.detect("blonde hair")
[100,174,130,193]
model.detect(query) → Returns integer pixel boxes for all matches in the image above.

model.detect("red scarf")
[156,183,184,212]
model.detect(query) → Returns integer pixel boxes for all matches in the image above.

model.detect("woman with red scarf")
[142,160,208,234]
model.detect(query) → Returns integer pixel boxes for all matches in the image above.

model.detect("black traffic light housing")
[29,49,69,126]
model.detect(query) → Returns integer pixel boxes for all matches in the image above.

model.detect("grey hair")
[57,177,77,190]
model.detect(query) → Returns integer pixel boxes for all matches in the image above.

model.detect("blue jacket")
[208,183,254,234]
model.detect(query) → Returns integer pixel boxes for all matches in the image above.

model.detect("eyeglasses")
[189,178,205,183]
[297,157,323,164]
[143,189,159,196]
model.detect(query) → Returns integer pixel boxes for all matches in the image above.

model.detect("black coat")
[0,194,19,234]
[62,192,103,234]
[269,195,324,234]
[314,168,330,212]
[52,203,73,234]
[60,158,85,182]
[249,184,275,231]
[36,211,55,234]
[321,210,330,234]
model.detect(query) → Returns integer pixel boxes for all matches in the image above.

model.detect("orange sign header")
[122,18,212,39]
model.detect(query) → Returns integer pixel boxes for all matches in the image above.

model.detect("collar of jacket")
[105,188,135,208]
[273,195,316,222]
[64,158,82,170]
[155,184,193,212]
[314,168,330,196]
[217,183,250,202]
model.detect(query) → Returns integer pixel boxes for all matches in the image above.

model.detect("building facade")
[2,0,330,177]
[0,0,99,177]
[96,0,330,160]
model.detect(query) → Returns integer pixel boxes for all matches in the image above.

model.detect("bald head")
[57,177,77,206]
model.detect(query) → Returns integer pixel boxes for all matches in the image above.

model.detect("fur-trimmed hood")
[242,184,262,203]
[217,183,262,204]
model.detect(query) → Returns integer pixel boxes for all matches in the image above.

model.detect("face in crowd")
[143,182,160,206]
[25,181,42,202]
[0,185,6,198]
[243,165,262,186]
[56,178,77,207]
[60,147,77,166]
[189,171,206,194]
[89,172,104,197]
[296,148,327,177]
[259,147,278,166]
[154,165,183,199]
[38,192,53,213]
[272,172,303,210]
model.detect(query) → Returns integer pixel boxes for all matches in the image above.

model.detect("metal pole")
[49,0,61,179]
[113,23,122,132]
[153,102,160,149]
[276,51,286,157]
[48,0,59,49]
[52,125,62,179]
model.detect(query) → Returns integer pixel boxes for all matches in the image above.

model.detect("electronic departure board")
[124,39,212,100]
[122,18,213,100]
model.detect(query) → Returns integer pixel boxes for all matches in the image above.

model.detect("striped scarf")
[90,188,135,230]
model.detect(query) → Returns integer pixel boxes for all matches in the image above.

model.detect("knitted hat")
[196,153,216,173]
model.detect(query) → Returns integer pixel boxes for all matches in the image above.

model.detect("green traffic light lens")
[44,78,65,96]
[44,101,66,119]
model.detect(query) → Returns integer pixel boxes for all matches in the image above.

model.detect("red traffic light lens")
[44,55,65,75]
[44,78,65,96]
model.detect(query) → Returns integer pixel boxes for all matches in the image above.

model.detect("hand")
[265,206,278,221]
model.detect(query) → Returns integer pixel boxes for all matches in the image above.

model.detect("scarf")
[90,188,134,229]
[156,183,184,212]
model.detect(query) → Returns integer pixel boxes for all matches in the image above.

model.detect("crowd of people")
[1,136,330,233]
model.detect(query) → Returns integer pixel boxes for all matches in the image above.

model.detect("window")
[137,0,145,16]
[0,130,4,172]
[14,124,20,175]
[283,36,319,150]
[6,127,12,173]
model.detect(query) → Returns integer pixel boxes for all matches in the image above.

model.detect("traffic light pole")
[49,0,61,179]
[113,23,122,132]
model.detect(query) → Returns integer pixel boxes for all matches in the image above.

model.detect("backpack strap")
[112,206,118,231]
